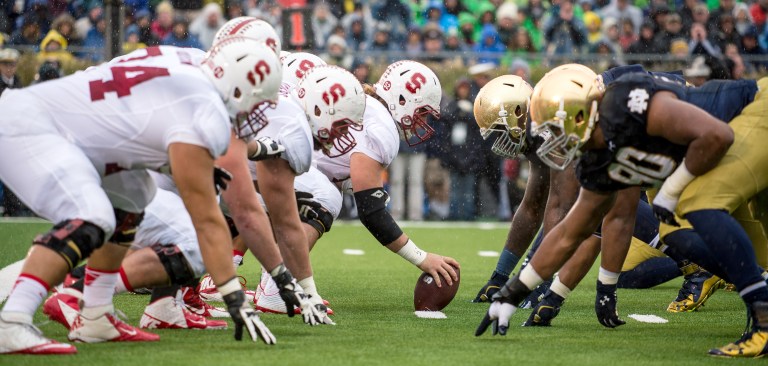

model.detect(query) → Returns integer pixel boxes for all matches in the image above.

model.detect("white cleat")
[197,274,255,304]
[0,312,77,354]
[68,304,159,343]
[140,295,227,330]
[254,271,334,316]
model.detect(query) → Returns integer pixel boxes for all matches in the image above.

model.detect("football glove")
[213,166,232,194]
[309,295,336,325]
[295,191,322,220]
[248,136,286,161]
[595,280,625,328]
[652,191,680,227]
[272,265,322,326]
[475,295,517,336]
[222,289,276,344]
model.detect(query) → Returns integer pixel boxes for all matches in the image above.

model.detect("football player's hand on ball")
[247,136,285,161]
[595,280,625,328]
[475,292,517,336]
[223,289,276,344]
[213,166,232,194]
[418,253,460,288]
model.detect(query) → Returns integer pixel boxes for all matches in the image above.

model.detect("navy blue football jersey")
[576,73,757,192]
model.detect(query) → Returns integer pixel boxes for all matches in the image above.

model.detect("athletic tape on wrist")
[396,239,427,266]
[217,277,242,297]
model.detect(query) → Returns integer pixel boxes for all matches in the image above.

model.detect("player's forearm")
[195,215,237,285]
[272,216,313,280]
[684,126,733,175]
[228,206,282,272]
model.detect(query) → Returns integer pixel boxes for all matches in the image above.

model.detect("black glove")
[652,204,680,227]
[295,191,322,220]
[213,166,232,194]
[595,280,626,328]
[222,289,276,344]
[271,265,321,325]
[248,136,286,161]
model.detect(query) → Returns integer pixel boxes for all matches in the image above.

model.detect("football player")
[0,38,279,354]
[476,67,768,357]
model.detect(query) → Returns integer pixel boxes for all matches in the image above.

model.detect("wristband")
[396,239,427,266]
[659,161,695,197]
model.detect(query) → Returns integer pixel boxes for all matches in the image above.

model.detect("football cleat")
[139,295,227,330]
[68,304,159,343]
[43,288,83,330]
[472,272,508,303]
[0,312,77,354]
[182,286,229,318]
[254,272,333,315]
[523,290,564,326]
[709,302,768,358]
[667,270,725,313]
[197,274,255,304]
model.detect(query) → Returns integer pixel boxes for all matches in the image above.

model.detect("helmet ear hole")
[233,87,242,99]
[399,94,406,106]
[575,110,584,124]
[314,105,322,117]
[514,105,523,118]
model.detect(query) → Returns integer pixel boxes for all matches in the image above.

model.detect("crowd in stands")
[0,0,766,220]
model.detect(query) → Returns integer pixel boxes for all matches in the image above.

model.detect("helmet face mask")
[474,75,533,158]
[375,61,442,146]
[529,64,600,170]
[316,119,363,157]
[235,100,276,140]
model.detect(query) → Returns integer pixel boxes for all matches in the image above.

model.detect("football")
[413,267,461,311]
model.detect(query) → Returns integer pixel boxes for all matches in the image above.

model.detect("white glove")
[475,300,517,336]
[309,295,336,325]
[248,136,286,161]
[223,289,276,344]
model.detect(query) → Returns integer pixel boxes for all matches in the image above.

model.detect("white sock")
[232,250,244,267]
[298,276,319,298]
[82,267,118,308]
[519,266,544,291]
[1,274,49,323]
[550,276,572,299]
[598,267,620,285]
[114,268,131,294]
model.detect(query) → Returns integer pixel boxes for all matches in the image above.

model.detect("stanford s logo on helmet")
[281,52,327,88]
[374,61,442,146]
[201,36,283,140]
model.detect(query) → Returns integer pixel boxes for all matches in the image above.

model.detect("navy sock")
[494,249,521,278]
[687,210,768,303]
[520,229,544,270]
[662,229,730,282]
[618,257,680,289]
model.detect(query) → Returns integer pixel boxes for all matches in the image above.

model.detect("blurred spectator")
[16,0,52,35]
[341,2,375,44]
[152,1,175,40]
[190,3,225,49]
[9,15,42,46]
[443,28,469,66]
[628,20,661,66]
[714,14,741,49]
[389,130,429,222]
[458,12,479,46]
[369,22,395,52]
[424,0,458,33]
[679,0,698,32]
[688,21,721,55]
[350,59,371,84]
[445,0,468,17]
[75,4,102,41]
[38,29,74,63]
[320,34,354,69]
[404,27,423,58]
[473,24,505,65]
[724,42,748,77]
[692,3,717,35]
[0,47,21,94]
[162,17,203,49]
[600,0,642,33]
[82,14,106,62]
[710,0,736,30]
[544,0,588,55]
[742,25,767,70]
[32,60,62,84]
[508,58,531,80]
[125,0,151,14]
[423,28,446,63]
[649,4,671,33]
[670,38,690,59]
[312,3,338,50]
[135,9,160,46]
[685,55,712,87]
[496,2,518,46]
[51,13,80,47]
[468,62,494,98]
[345,16,369,51]
[123,25,148,53]
[502,27,537,68]
[750,0,768,30]
[653,13,685,52]
[733,3,754,35]
[372,0,411,44]
[619,18,637,51]
[433,78,484,221]
[583,11,602,43]
[227,0,247,19]
[477,3,496,27]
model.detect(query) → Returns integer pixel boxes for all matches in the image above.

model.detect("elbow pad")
[354,188,403,245]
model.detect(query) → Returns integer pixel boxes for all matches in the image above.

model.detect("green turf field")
[0,221,753,365]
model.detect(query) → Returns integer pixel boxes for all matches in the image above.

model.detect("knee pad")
[33,219,106,270]
[151,243,198,286]
[110,209,144,246]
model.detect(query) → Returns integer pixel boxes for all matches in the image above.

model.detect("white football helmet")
[295,65,366,157]
[201,36,283,140]
[281,52,327,88]
[374,60,442,146]
[213,17,281,54]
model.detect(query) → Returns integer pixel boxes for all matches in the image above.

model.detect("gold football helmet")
[529,64,602,170]
[473,75,533,158]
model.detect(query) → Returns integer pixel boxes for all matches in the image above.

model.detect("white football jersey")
[314,95,399,189]
[248,92,314,178]
[6,46,231,176]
